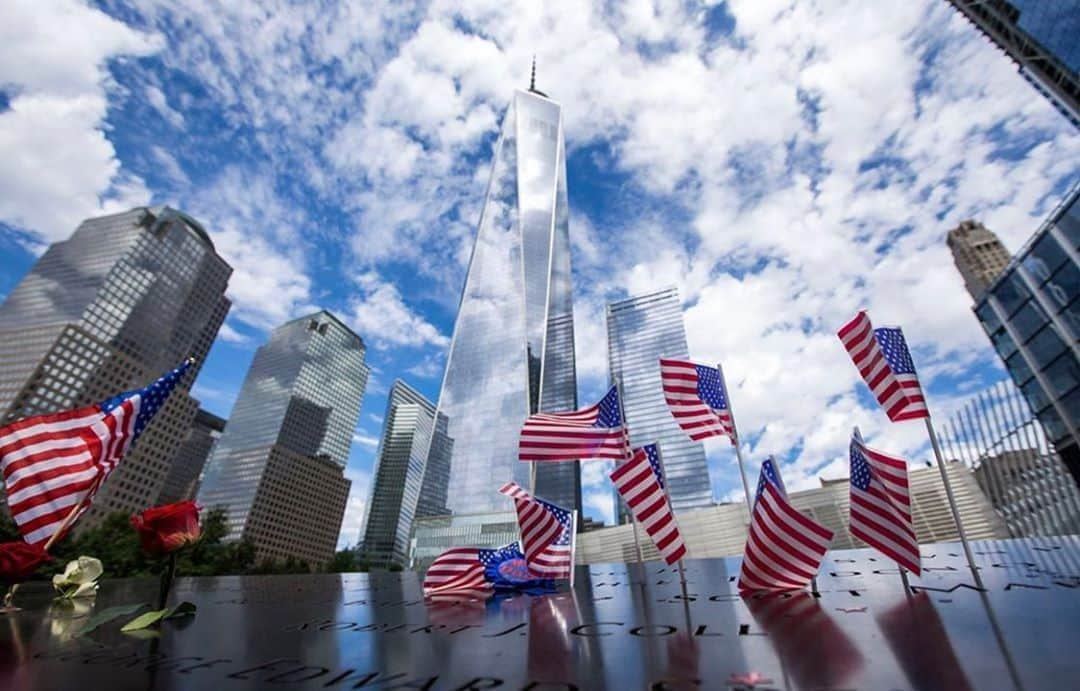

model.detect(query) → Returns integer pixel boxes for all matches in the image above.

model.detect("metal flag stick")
[653,444,688,589]
[924,416,984,589]
[716,363,754,519]
[568,509,579,589]
[614,375,645,564]
[853,426,911,595]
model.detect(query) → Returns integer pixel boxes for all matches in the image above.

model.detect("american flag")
[609,444,686,565]
[518,386,626,462]
[659,358,736,443]
[422,546,493,598]
[0,361,190,547]
[499,482,574,578]
[737,458,834,592]
[849,435,921,575]
[837,312,928,422]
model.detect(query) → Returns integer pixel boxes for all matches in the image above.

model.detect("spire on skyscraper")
[528,55,548,97]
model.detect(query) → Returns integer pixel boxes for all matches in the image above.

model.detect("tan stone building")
[947,219,1011,301]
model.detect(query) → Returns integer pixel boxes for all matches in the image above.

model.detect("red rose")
[0,541,50,583]
[130,501,202,555]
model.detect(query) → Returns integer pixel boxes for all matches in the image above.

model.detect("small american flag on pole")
[849,434,921,575]
[659,358,735,443]
[422,546,493,598]
[738,458,834,593]
[499,482,574,578]
[518,386,625,462]
[0,361,190,547]
[837,312,928,422]
[610,444,686,565]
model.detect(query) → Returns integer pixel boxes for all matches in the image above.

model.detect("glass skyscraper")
[606,287,713,518]
[946,0,1080,128]
[973,186,1080,487]
[427,83,579,518]
[360,380,448,568]
[0,207,231,530]
[198,310,369,566]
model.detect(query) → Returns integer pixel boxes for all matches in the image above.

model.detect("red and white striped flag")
[518,386,626,462]
[837,311,928,422]
[609,444,686,565]
[738,458,834,592]
[659,358,736,443]
[422,547,493,598]
[498,482,574,578]
[849,435,921,575]
[0,361,190,547]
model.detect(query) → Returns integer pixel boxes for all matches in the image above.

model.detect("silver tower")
[430,76,579,517]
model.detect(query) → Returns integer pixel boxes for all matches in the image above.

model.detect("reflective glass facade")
[361,380,444,568]
[198,310,370,546]
[975,187,1080,485]
[430,88,579,517]
[1008,1,1080,74]
[606,287,713,518]
[0,207,231,528]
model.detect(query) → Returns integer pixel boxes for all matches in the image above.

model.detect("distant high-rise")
[945,0,1080,128]
[360,380,449,568]
[972,186,1080,487]
[0,207,231,529]
[158,408,226,505]
[429,76,579,521]
[197,310,369,566]
[606,287,713,518]
[948,220,1012,300]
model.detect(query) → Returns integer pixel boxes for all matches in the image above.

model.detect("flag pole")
[924,416,984,589]
[569,509,579,589]
[853,426,911,595]
[614,375,645,564]
[716,363,753,518]
[653,444,688,589]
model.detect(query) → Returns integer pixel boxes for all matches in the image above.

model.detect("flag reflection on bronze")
[527,592,579,683]
[875,592,973,691]
[744,591,864,689]
[423,592,489,628]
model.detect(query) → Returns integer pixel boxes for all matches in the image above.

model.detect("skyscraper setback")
[0,207,231,530]
[197,310,369,566]
[606,287,713,517]
[428,80,580,518]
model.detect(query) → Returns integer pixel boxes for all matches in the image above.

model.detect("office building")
[945,1,1080,128]
[973,186,1080,486]
[197,310,369,566]
[947,220,1012,300]
[428,73,580,525]
[360,380,448,568]
[606,287,712,517]
[0,207,231,529]
[158,409,226,504]
[575,462,1006,564]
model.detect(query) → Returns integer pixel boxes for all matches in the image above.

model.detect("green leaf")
[120,608,169,632]
[72,603,146,638]
[165,601,196,619]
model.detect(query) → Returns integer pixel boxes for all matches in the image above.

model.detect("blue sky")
[1,0,1077,547]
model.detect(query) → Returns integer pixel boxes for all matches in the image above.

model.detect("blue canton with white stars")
[849,442,873,491]
[694,364,729,409]
[595,386,623,428]
[99,361,191,440]
[641,443,665,489]
[479,541,556,593]
[756,457,787,500]
[536,497,572,546]
[479,541,526,568]
[874,327,918,375]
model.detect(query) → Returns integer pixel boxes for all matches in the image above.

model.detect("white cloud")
[145,84,185,129]
[337,466,371,549]
[0,0,160,241]
[351,432,380,449]
[348,272,449,349]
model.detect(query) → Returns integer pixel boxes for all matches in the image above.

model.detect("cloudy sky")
[1,0,1077,547]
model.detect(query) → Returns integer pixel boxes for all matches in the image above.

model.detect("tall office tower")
[429,76,580,520]
[0,207,231,529]
[948,220,1013,300]
[945,1,1080,128]
[197,310,369,566]
[158,409,226,504]
[606,287,713,519]
[973,186,1080,487]
[360,380,450,568]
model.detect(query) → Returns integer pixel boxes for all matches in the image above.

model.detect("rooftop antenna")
[528,55,548,97]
